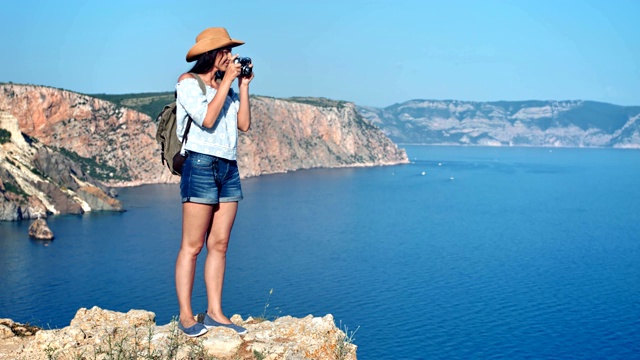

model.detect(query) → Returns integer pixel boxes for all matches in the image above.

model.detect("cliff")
[0,111,122,221]
[0,307,357,360]
[359,100,640,147]
[0,84,408,221]
[92,92,410,178]
[238,97,408,177]
[0,84,171,186]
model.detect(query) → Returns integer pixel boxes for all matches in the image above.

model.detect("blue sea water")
[1,145,639,359]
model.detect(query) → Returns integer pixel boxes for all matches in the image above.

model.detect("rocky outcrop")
[0,84,172,186]
[28,218,53,240]
[239,97,408,177]
[1,84,408,188]
[359,100,640,147]
[0,307,357,360]
[0,111,122,221]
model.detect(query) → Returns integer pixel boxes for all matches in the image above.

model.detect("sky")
[1,0,639,108]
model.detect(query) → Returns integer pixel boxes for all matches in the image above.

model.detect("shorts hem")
[219,196,243,203]
[182,197,219,205]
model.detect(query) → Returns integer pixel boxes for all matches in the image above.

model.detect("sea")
[1,145,639,359]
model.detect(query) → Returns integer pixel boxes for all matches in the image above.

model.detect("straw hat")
[186,27,244,62]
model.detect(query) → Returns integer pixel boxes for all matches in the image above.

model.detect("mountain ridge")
[358,99,640,148]
[84,86,640,149]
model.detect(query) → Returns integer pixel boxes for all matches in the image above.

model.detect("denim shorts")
[180,151,243,204]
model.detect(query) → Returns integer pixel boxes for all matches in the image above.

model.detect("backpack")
[155,73,206,175]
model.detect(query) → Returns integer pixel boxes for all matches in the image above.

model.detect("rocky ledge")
[0,307,357,360]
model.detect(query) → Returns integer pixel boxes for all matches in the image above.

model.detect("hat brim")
[186,39,245,62]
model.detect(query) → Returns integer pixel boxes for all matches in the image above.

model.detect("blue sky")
[1,0,638,107]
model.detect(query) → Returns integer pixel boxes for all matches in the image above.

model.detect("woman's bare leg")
[176,202,213,328]
[204,201,238,324]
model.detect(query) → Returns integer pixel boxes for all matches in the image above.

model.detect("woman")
[174,27,253,337]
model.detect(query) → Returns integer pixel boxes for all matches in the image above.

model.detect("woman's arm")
[237,68,254,132]
[201,77,233,128]
[177,56,242,129]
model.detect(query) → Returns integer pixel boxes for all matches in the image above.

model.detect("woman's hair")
[189,49,219,74]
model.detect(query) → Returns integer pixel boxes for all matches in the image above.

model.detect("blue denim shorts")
[180,151,243,204]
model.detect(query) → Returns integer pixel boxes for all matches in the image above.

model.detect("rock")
[39,182,83,215]
[201,327,243,358]
[28,219,54,240]
[13,326,27,334]
[241,314,357,360]
[0,195,20,221]
[0,337,29,360]
[0,325,14,339]
[33,147,83,192]
[61,326,85,342]
[0,319,15,328]
[0,111,29,149]
[76,185,123,211]
[0,307,358,359]
[69,307,156,336]
[21,196,48,220]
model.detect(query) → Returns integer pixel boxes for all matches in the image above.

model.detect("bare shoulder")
[177,73,196,82]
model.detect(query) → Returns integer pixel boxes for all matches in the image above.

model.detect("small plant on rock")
[252,349,266,360]
[335,321,359,360]
[43,344,58,360]
[254,288,280,322]
[165,317,182,359]
[186,339,217,360]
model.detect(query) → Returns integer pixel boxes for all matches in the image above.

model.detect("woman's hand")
[238,63,254,88]
[237,63,252,132]
[222,54,242,84]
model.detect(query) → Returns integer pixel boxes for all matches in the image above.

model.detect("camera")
[234,57,252,77]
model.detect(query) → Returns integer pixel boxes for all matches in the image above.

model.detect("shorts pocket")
[192,154,215,168]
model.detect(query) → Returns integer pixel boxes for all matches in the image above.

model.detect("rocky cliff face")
[0,84,407,221]
[0,307,357,360]
[0,84,172,186]
[238,97,408,177]
[359,100,640,148]
[0,111,122,221]
[1,85,407,184]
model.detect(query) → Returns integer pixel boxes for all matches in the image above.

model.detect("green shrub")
[90,92,174,118]
[4,182,28,198]
[31,167,45,178]
[0,128,11,144]
[57,147,132,182]
[283,97,348,108]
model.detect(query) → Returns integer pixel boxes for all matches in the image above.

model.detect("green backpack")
[155,73,206,175]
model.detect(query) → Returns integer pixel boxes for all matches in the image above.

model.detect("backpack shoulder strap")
[188,72,207,95]
[179,73,206,149]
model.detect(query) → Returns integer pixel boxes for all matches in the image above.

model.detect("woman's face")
[214,47,233,71]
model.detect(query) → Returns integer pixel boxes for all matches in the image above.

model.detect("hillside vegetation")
[91,91,174,119]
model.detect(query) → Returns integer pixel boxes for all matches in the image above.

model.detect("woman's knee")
[180,241,205,257]
[208,236,230,254]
